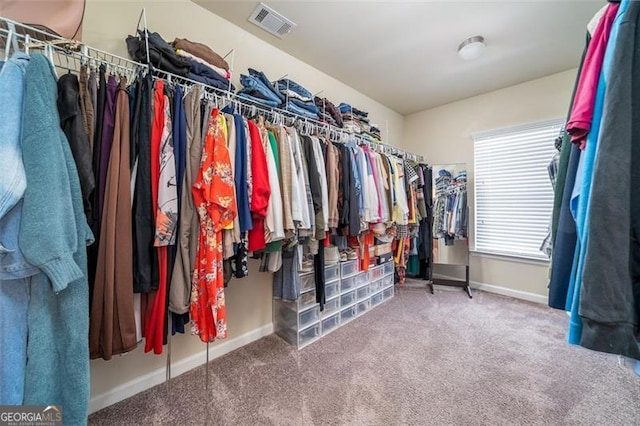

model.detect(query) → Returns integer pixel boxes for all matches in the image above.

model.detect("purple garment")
[96,75,118,225]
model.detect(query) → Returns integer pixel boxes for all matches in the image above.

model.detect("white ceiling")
[195,0,603,115]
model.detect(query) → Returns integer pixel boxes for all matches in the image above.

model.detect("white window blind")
[473,119,563,260]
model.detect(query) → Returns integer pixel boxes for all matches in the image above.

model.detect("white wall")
[82,0,404,411]
[402,69,577,299]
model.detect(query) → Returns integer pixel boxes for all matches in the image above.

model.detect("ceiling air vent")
[248,2,297,39]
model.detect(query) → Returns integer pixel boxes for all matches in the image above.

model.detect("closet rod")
[0,15,424,162]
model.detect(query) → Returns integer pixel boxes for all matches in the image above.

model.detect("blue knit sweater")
[18,53,88,294]
[19,54,93,426]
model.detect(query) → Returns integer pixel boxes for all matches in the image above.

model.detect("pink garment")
[566,2,620,149]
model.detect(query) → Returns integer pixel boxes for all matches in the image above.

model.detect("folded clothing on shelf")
[248,68,284,102]
[187,58,235,91]
[236,91,280,108]
[126,30,190,76]
[176,48,231,79]
[284,100,319,119]
[314,96,343,127]
[173,37,230,71]
[338,102,368,118]
[277,78,313,101]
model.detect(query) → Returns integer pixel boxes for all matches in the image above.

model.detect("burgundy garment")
[96,75,118,225]
[566,2,619,149]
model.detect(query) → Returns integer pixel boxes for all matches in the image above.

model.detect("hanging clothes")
[247,120,270,252]
[57,72,96,219]
[566,2,621,148]
[190,108,237,343]
[0,52,34,407]
[132,73,158,293]
[170,86,203,316]
[547,34,589,310]
[90,77,137,360]
[19,53,93,426]
[144,81,179,354]
[566,0,626,346]
[578,0,640,360]
[289,129,311,230]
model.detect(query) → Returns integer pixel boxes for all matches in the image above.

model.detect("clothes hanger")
[4,28,13,61]
[46,45,58,78]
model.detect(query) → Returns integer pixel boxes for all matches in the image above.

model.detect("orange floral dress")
[191,109,237,343]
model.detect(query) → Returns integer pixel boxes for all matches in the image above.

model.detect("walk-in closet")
[0,1,638,425]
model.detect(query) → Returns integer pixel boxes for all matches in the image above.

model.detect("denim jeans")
[277,79,313,100]
[248,68,284,101]
[237,91,281,108]
[240,74,282,104]
[289,98,319,114]
[285,101,319,119]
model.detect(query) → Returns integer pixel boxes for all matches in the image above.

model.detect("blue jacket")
[0,52,28,220]
[0,53,38,280]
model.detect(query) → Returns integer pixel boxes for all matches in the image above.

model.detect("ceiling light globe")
[458,36,486,61]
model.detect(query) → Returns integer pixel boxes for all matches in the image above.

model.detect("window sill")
[470,250,550,266]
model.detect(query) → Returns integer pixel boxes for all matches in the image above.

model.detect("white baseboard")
[89,323,274,414]
[431,273,548,305]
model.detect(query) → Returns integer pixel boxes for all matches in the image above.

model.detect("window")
[473,119,563,260]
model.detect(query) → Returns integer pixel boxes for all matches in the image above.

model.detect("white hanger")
[46,45,58,78]
[4,29,13,61]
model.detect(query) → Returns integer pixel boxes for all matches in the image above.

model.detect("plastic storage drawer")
[368,265,384,281]
[383,261,394,276]
[274,302,319,331]
[357,284,370,301]
[341,274,358,292]
[325,264,339,283]
[371,290,384,306]
[322,297,340,317]
[300,272,315,293]
[340,260,360,278]
[355,272,368,287]
[325,281,340,300]
[357,298,371,316]
[298,322,321,348]
[297,289,317,310]
[381,274,394,289]
[299,305,321,329]
[340,305,357,324]
[340,289,357,308]
[321,313,340,335]
[370,279,383,294]
[383,286,394,300]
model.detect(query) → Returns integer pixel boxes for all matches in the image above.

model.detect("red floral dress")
[190,109,237,342]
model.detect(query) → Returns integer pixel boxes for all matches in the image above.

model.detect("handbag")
[0,0,86,40]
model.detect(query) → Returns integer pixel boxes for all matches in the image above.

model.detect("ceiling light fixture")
[457,35,486,61]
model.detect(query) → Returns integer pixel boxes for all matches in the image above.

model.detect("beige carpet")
[89,283,640,425]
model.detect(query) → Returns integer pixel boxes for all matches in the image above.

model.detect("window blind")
[473,119,563,260]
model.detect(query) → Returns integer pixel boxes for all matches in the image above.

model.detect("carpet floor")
[89,283,640,425]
